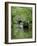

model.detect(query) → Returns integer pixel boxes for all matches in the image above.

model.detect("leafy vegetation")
[11,6,32,39]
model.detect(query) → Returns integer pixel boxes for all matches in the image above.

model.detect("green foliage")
[11,7,32,21]
[11,6,32,39]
